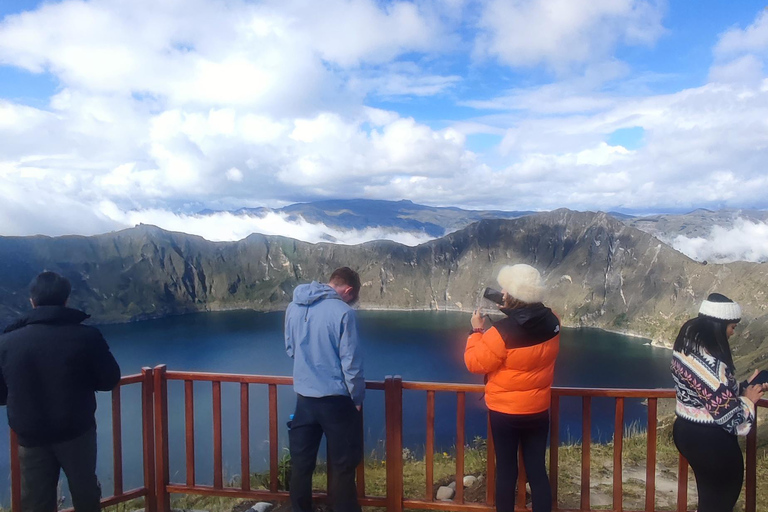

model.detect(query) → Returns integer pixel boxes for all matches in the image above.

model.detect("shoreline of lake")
[82,302,667,350]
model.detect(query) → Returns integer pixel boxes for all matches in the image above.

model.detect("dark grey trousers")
[289,395,363,512]
[18,428,101,512]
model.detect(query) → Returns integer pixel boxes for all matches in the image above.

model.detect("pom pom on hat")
[698,293,741,322]
[496,264,545,304]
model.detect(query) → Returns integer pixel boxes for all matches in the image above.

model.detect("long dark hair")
[673,315,735,370]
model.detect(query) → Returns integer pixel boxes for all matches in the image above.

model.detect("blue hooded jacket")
[285,282,364,405]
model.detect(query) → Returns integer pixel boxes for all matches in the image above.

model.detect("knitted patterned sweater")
[671,348,755,436]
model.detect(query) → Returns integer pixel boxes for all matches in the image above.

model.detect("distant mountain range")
[200,199,533,239]
[626,208,768,239]
[198,200,767,260]
[2,208,768,376]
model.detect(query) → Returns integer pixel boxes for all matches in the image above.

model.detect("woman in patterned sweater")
[671,293,768,512]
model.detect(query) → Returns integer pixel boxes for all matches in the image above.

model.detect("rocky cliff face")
[2,210,767,370]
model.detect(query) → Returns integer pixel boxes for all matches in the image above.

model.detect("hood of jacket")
[3,306,90,334]
[500,303,550,329]
[292,281,343,306]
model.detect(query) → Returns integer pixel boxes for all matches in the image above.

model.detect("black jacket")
[0,306,121,447]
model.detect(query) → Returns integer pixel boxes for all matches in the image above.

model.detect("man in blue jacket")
[0,271,121,512]
[285,267,364,512]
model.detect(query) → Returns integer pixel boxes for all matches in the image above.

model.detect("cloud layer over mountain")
[665,218,768,264]
[1,1,768,240]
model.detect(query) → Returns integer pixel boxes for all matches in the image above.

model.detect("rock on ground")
[436,486,455,500]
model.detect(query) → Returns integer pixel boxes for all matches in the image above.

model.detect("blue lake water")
[0,309,674,505]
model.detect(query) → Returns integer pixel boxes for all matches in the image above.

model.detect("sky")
[2,0,768,244]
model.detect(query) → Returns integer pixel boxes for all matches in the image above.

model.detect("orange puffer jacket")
[464,305,560,415]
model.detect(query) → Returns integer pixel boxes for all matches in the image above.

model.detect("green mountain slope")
[1,210,766,372]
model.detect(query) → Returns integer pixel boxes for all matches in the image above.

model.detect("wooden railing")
[154,367,388,511]
[7,368,766,512]
[9,369,157,512]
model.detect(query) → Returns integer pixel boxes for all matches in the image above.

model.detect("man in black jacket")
[0,271,121,512]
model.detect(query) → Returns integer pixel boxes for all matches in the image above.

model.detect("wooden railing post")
[241,382,251,492]
[426,391,435,502]
[153,365,170,512]
[112,385,124,497]
[212,381,223,489]
[645,398,658,512]
[385,376,403,512]
[10,429,21,512]
[613,397,624,512]
[746,414,758,512]
[141,367,157,512]
[550,393,559,511]
[184,380,195,487]
[580,396,591,511]
[676,455,688,512]
[456,391,465,505]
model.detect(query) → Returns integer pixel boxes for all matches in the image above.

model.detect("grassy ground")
[9,414,768,512]
[158,418,768,512]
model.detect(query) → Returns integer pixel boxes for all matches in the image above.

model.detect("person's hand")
[356,405,362,412]
[748,369,760,383]
[471,309,486,330]
[744,384,766,404]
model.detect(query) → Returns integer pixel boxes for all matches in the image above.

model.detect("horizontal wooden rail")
[9,372,153,512]
[164,370,386,390]
[165,371,294,385]
[10,369,767,512]
[552,387,675,398]
[60,488,148,512]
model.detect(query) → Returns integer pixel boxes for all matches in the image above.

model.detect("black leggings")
[673,418,744,512]
[490,409,551,512]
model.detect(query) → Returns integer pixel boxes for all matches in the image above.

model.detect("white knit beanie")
[496,264,545,304]
[698,293,741,322]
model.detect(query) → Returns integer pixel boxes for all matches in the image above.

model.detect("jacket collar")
[500,303,548,325]
[3,306,90,334]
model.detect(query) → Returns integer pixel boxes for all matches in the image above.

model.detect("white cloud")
[710,10,768,86]
[474,0,666,71]
[709,55,764,85]
[4,0,768,250]
[714,9,768,58]
[347,62,462,98]
[98,203,437,245]
[0,0,478,224]
[665,218,768,263]
[0,0,449,110]
[225,167,244,182]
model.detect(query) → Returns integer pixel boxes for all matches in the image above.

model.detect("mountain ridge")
[2,209,767,373]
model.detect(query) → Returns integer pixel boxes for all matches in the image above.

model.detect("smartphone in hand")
[750,370,768,386]
[483,287,504,306]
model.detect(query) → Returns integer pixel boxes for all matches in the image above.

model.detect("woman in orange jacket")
[465,264,560,512]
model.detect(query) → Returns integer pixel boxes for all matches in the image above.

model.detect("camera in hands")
[483,287,504,306]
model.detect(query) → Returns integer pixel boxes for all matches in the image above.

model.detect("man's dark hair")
[29,271,71,306]
[329,267,361,301]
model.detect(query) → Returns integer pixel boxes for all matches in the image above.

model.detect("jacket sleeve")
[339,309,364,406]
[90,330,122,391]
[284,307,295,359]
[673,356,755,436]
[464,328,507,375]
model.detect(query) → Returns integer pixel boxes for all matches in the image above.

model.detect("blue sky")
[2,0,768,241]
